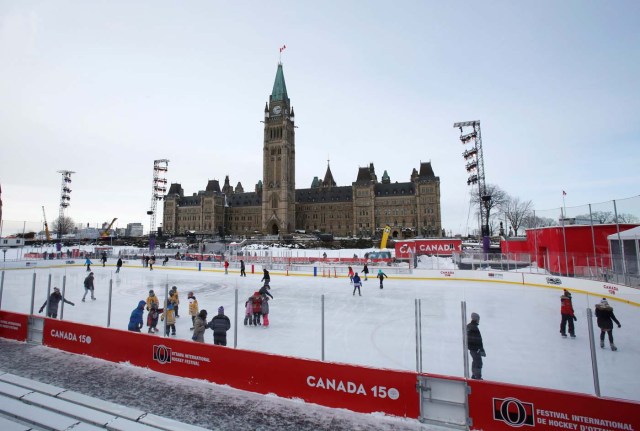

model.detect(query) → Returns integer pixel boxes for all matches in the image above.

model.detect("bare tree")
[522,214,557,229]
[470,184,508,235]
[574,211,639,224]
[53,216,75,237]
[503,197,533,236]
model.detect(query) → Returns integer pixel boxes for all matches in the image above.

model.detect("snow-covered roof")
[607,226,640,240]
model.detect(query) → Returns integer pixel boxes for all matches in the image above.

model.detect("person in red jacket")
[560,289,576,338]
[224,260,229,275]
[251,291,263,326]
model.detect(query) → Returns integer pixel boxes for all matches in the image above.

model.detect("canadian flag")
[280,44,286,53]
[562,190,567,196]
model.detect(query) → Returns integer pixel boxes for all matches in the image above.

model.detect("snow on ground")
[1,246,639,404]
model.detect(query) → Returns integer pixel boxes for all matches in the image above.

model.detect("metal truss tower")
[453,121,491,248]
[57,170,75,239]
[148,159,169,238]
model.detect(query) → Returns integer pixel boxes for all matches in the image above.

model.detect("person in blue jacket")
[128,300,146,332]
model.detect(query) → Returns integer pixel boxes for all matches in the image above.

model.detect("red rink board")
[0,311,29,341]
[42,319,420,418]
[468,379,640,430]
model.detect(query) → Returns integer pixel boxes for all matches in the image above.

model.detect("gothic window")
[271,194,278,209]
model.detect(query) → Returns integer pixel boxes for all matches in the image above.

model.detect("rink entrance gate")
[417,375,469,429]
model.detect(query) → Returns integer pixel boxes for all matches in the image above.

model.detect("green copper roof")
[271,63,288,102]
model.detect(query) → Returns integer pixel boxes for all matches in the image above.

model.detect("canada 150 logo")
[153,345,172,364]
[493,397,535,427]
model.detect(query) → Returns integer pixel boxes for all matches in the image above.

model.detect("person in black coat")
[467,312,485,380]
[208,306,231,346]
[240,260,246,277]
[116,257,123,273]
[39,287,74,318]
[259,283,273,299]
[362,263,369,281]
[595,298,621,351]
[261,268,271,286]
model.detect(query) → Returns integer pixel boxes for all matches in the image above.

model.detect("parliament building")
[163,63,442,239]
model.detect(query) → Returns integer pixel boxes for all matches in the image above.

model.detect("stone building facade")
[163,63,442,239]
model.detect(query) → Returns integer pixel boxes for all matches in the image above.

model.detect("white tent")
[607,226,640,281]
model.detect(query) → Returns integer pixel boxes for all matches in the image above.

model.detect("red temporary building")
[501,224,639,276]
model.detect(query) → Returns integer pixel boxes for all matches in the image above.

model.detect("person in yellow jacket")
[161,301,177,336]
[146,290,159,311]
[188,291,199,330]
[170,286,180,318]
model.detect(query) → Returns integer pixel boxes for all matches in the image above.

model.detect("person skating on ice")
[208,306,231,346]
[128,300,146,332]
[377,269,388,289]
[595,298,621,351]
[188,291,199,330]
[116,257,123,273]
[192,309,208,342]
[559,289,577,338]
[467,312,486,380]
[352,272,362,296]
[39,287,74,318]
[362,263,369,281]
[240,259,246,277]
[261,268,271,286]
[82,272,96,301]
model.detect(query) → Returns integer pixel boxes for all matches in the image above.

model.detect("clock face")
[272,106,282,115]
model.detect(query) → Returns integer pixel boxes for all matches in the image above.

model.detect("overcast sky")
[1,0,639,235]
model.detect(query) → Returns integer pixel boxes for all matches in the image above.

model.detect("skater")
[208,306,231,346]
[595,298,621,351]
[467,312,485,380]
[85,257,92,272]
[377,269,388,289]
[170,286,180,317]
[163,256,169,266]
[347,266,354,283]
[261,294,270,327]
[352,272,362,296]
[82,272,96,301]
[188,292,199,330]
[101,252,107,267]
[143,255,149,268]
[259,283,273,299]
[146,303,163,333]
[146,289,159,311]
[362,263,369,281]
[128,300,146,332]
[224,259,229,275]
[192,309,208,343]
[251,291,263,325]
[244,296,253,326]
[116,257,123,273]
[261,268,271,286]
[38,287,74,318]
[240,260,246,277]
[559,289,576,338]
[162,302,177,336]
[149,256,155,271]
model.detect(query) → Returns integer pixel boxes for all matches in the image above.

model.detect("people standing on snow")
[192,309,208,343]
[39,287,74,318]
[362,263,369,281]
[188,292,199,330]
[352,272,362,296]
[224,260,229,275]
[116,257,123,273]
[208,306,231,346]
[595,298,621,351]
[261,268,271,286]
[162,302,177,336]
[240,260,246,277]
[128,300,146,332]
[82,272,96,302]
[377,269,388,289]
[559,289,576,338]
[261,294,270,327]
[259,283,273,299]
[467,312,485,380]
[251,291,263,325]
[347,266,354,283]
[85,257,92,272]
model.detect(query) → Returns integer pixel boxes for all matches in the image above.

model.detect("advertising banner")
[42,319,420,418]
[395,239,462,259]
[0,311,29,341]
[468,380,640,431]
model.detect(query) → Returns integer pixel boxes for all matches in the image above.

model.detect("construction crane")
[42,206,52,241]
[100,218,118,238]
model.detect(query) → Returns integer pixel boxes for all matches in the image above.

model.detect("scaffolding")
[57,170,75,239]
[148,159,169,237]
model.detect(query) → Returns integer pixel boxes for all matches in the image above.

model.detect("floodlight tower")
[57,170,75,239]
[148,159,169,249]
[453,120,491,252]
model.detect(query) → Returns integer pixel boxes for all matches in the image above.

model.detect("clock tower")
[262,63,296,235]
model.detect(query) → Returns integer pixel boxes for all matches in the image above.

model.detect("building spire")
[271,63,288,102]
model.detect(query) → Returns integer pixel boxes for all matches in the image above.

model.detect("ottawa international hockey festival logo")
[153,345,172,364]
[493,397,535,427]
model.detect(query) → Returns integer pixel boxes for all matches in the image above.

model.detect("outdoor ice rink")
[1,260,639,403]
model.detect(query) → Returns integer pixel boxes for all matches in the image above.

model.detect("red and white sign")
[395,239,462,259]
[0,311,29,341]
